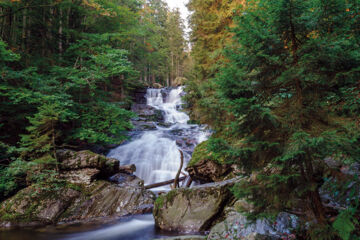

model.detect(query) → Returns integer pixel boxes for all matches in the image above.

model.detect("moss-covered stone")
[153,178,242,232]
[186,142,232,183]
[188,140,223,167]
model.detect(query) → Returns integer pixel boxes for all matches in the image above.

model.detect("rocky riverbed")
[0,150,155,229]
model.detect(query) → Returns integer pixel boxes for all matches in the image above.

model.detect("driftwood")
[173,150,184,188]
[119,164,136,174]
[145,176,186,189]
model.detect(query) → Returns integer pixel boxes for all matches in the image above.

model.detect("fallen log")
[145,176,186,189]
[119,164,136,174]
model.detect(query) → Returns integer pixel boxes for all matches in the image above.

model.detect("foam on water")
[107,87,209,190]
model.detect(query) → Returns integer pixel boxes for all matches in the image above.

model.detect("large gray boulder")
[153,178,241,232]
[0,180,155,228]
[207,207,298,240]
[60,180,154,222]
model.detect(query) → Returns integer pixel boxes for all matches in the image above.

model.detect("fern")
[333,209,359,240]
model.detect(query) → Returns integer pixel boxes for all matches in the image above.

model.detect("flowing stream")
[1,87,209,240]
[108,87,209,190]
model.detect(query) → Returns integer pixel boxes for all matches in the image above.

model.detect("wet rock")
[131,121,157,131]
[109,173,144,187]
[0,179,155,228]
[131,88,147,104]
[153,178,242,232]
[60,168,100,185]
[0,149,155,229]
[131,104,165,122]
[186,159,231,183]
[157,122,173,128]
[57,150,119,178]
[0,185,81,225]
[207,210,298,240]
[154,236,205,240]
[61,180,155,222]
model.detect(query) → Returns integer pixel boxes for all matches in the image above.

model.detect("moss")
[155,195,165,209]
[188,141,209,167]
[67,183,83,192]
[188,140,224,167]
[166,190,178,205]
[187,119,200,125]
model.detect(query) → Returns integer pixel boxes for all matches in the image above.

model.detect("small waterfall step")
[107,87,210,191]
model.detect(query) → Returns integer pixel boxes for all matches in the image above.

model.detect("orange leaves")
[81,0,114,17]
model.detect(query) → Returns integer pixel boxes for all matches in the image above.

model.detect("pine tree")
[212,0,360,238]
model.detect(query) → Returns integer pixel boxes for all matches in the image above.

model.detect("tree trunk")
[59,8,63,54]
[174,150,184,188]
[22,9,26,51]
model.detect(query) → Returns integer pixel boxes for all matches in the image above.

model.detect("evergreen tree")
[212,0,360,238]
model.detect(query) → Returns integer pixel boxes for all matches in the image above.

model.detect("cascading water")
[0,87,211,240]
[107,87,209,190]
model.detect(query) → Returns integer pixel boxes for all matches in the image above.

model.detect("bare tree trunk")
[66,7,70,46]
[173,150,184,188]
[22,9,26,51]
[10,12,16,46]
[59,8,63,54]
[42,8,46,57]
[143,66,147,83]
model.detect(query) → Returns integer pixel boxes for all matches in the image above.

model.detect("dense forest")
[0,0,188,197]
[186,0,360,239]
[0,0,360,239]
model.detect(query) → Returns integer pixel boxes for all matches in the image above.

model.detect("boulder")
[0,185,81,226]
[153,178,241,232]
[186,141,231,183]
[131,121,157,131]
[207,210,298,240]
[56,150,119,178]
[60,168,100,185]
[131,104,165,122]
[0,180,155,228]
[109,173,144,188]
[60,180,155,222]
[0,149,155,229]
[153,83,163,89]
[186,159,231,183]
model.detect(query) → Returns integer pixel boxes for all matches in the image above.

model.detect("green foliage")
[72,102,134,144]
[333,209,359,240]
[0,159,28,201]
[189,0,360,238]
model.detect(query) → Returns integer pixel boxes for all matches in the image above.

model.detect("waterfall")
[107,87,209,190]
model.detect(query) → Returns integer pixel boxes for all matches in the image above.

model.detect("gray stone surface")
[153,178,242,232]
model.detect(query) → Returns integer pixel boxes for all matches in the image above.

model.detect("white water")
[107,87,210,190]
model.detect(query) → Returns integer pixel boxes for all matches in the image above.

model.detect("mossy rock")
[188,141,223,167]
[0,183,80,225]
[186,141,231,182]
[153,178,241,232]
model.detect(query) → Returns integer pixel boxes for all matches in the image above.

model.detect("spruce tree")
[214,0,360,238]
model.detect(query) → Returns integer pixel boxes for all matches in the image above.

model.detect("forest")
[0,0,360,240]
